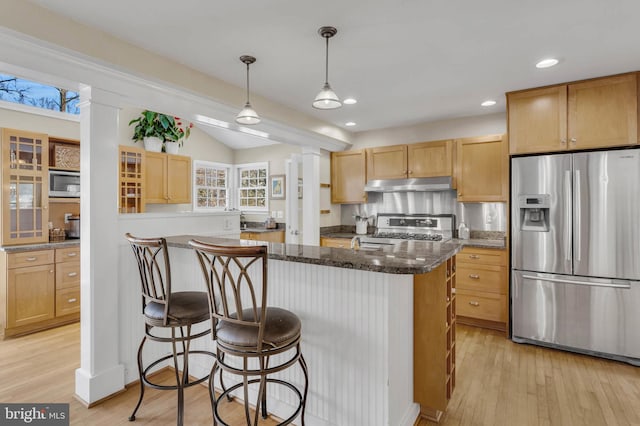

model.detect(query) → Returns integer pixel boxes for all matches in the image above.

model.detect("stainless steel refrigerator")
[511,148,640,365]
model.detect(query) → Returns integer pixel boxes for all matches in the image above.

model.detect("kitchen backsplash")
[341,190,506,232]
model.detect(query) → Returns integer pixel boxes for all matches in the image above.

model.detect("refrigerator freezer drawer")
[512,270,640,363]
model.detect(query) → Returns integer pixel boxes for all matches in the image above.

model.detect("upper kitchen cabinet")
[455,134,508,202]
[49,137,80,171]
[1,128,49,245]
[366,145,407,180]
[145,152,191,204]
[508,73,639,155]
[119,145,145,213]
[366,140,454,181]
[331,150,367,204]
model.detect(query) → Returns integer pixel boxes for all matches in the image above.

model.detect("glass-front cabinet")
[119,146,145,213]
[1,128,49,245]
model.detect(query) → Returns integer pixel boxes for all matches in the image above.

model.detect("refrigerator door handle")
[521,274,631,289]
[574,169,581,262]
[564,170,572,262]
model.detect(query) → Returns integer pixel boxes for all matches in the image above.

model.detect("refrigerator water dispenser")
[518,194,550,231]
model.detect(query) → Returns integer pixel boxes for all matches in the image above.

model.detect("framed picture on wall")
[270,175,286,199]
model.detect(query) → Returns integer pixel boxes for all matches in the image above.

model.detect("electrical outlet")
[271,210,277,218]
[64,213,72,224]
[277,211,284,219]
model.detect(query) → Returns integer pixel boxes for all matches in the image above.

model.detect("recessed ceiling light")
[536,58,559,69]
[481,100,497,107]
[345,122,356,127]
[343,98,358,105]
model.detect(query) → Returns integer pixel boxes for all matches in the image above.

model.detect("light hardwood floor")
[1,322,639,425]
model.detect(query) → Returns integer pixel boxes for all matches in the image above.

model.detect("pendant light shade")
[313,26,342,110]
[236,55,261,125]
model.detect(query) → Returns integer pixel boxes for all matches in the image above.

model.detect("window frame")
[192,160,232,212]
[235,162,269,212]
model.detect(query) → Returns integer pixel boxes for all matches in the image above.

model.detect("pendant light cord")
[324,35,329,85]
[246,62,251,104]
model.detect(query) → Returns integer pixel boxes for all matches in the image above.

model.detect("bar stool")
[188,240,308,426]
[125,233,215,426]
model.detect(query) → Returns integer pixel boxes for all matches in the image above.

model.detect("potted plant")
[128,110,192,153]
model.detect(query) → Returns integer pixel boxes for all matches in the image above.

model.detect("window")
[0,73,80,115]
[193,161,230,211]
[237,163,268,211]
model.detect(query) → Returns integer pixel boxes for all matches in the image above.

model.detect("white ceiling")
[25,0,640,134]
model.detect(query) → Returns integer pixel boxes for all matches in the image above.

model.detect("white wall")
[0,106,80,139]
[234,143,302,223]
[352,112,506,149]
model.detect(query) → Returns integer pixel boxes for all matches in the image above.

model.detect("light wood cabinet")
[366,140,454,181]
[49,137,80,171]
[330,150,367,204]
[319,236,349,248]
[1,128,49,245]
[240,230,285,243]
[119,146,145,213]
[414,256,456,423]
[508,73,639,154]
[455,134,508,202]
[366,145,407,180]
[145,152,191,204]
[55,246,80,317]
[456,247,508,332]
[0,245,80,338]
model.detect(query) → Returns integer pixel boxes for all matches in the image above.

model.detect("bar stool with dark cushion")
[125,233,215,426]
[188,240,308,426]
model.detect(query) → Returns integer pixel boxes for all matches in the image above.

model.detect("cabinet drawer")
[457,247,506,266]
[56,246,80,263]
[56,287,80,316]
[457,290,506,322]
[320,237,350,248]
[56,261,80,290]
[457,265,506,294]
[8,250,54,269]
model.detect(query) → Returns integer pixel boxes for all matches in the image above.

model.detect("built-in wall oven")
[49,170,80,198]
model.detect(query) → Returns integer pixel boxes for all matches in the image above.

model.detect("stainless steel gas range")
[359,213,455,249]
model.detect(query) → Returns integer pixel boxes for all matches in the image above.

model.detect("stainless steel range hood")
[364,177,453,192]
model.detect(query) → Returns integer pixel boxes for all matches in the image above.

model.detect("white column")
[75,85,125,404]
[302,147,320,245]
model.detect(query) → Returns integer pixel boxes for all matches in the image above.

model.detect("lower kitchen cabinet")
[319,236,350,248]
[0,245,80,338]
[456,246,508,332]
[240,230,285,243]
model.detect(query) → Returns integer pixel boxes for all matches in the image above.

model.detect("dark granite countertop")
[166,235,462,275]
[0,240,80,253]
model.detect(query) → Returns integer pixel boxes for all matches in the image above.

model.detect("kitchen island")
[119,234,461,425]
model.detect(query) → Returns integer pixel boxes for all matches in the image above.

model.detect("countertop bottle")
[458,222,470,240]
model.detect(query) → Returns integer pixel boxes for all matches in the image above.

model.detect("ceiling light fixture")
[236,55,261,125]
[536,58,559,69]
[481,100,497,107]
[313,26,342,110]
[345,122,356,127]
[343,98,357,105]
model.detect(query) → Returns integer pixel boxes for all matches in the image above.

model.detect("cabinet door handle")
[68,298,77,303]
[68,272,78,277]
[408,170,413,174]
[66,252,78,257]
[570,138,577,144]
[469,254,480,259]
[26,257,37,261]
[561,138,567,145]
[469,301,480,307]
[469,274,480,279]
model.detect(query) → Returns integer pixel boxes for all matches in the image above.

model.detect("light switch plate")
[277,211,284,218]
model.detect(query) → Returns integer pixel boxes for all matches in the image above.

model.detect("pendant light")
[236,55,261,125]
[313,26,342,110]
